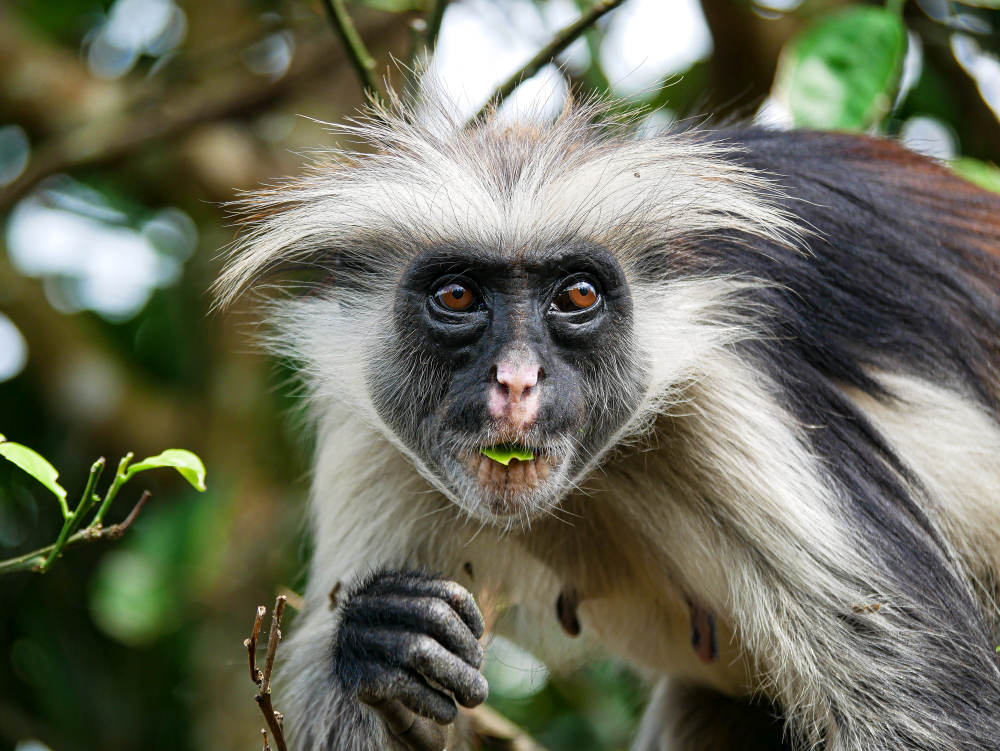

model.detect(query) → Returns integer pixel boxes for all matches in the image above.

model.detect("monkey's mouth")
[460,445,557,514]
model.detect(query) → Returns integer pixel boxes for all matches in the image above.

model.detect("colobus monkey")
[218,86,1000,751]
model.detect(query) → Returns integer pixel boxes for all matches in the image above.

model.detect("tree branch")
[471,0,627,124]
[403,0,449,90]
[0,69,311,212]
[0,20,404,214]
[320,0,384,105]
[261,595,287,696]
[247,596,289,751]
[423,0,449,55]
[0,490,152,575]
[245,605,266,685]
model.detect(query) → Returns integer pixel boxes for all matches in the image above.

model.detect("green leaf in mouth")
[481,444,534,466]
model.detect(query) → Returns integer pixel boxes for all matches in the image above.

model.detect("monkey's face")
[369,243,643,524]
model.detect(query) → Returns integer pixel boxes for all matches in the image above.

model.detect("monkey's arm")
[276,421,489,751]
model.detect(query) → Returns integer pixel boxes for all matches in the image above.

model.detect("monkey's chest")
[513,512,757,697]
[511,536,754,696]
[577,592,753,696]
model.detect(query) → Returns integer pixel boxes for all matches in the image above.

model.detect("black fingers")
[363,699,448,751]
[366,572,486,639]
[334,568,489,732]
[358,664,458,725]
[357,628,487,708]
[403,632,488,707]
[350,595,484,668]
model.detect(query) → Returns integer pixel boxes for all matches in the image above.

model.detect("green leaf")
[481,445,534,466]
[951,157,1000,195]
[0,438,67,502]
[126,449,207,491]
[773,7,906,131]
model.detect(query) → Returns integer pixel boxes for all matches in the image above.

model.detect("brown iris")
[435,283,475,311]
[553,280,599,312]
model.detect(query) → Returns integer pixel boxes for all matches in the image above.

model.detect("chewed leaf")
[127,449,207,492]
[0,439,68,501]
[481,445,534,466]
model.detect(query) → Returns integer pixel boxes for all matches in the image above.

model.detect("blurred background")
[1,0,998,749]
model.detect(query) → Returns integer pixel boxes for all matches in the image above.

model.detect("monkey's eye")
[552,279,599,312]
[434,282,476,312]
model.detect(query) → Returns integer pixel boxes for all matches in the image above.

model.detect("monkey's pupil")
[436,283,473,310]
[556,281,597,311]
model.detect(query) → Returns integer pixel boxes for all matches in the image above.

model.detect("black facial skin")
[368,241,643,518]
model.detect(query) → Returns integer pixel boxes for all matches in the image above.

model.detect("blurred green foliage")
[775,6,907,129]
[1,0,999,750]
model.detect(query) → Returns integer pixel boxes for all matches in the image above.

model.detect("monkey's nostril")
[494,361,541,402]
[537,367,546,381]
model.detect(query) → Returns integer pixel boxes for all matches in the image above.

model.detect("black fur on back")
[682,129,1000,748]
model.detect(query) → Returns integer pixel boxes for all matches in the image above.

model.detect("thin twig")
[38,457,106,572]
[245,605,266,685]
[255,693,287,751]
[471,0,627,124]
[0,490,152,575]
[246,596,289,751]
[104,490,152,539]
[67,457,107,534]
[404,0,448,91]
[320,0,384,105]
[423,0,448,54]
[261,595,287,693]
[92,452,134,526]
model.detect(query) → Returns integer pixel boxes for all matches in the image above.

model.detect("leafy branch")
[0,435,206,575]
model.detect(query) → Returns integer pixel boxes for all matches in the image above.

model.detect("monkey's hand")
[334,569,489,751]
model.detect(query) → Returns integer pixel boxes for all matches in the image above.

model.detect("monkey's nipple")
[689,603,718,664]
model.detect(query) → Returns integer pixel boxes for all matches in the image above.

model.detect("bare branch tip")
[117,490,152,532]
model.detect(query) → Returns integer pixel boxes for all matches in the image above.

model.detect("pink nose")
[488,363,542,425]
[495,363,539,401]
